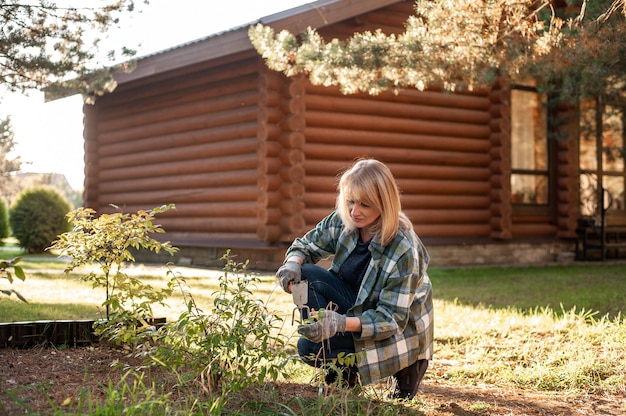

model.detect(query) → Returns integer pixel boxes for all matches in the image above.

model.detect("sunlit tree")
[249,0,626,102]
[0,0,147,102]
[0,116,21,192]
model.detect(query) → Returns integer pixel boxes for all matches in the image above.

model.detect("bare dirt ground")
[0,345,624,415]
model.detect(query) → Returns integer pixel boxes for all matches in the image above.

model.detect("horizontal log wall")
[301,84,493,239]
[82,1,577,253]
[87,56,262,242]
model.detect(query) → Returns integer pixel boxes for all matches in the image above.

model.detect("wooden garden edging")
[0,320,97,349]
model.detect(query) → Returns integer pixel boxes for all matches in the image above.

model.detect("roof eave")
[114,0,404,85]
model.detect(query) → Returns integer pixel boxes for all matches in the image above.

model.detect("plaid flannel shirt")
[285,211,434,385]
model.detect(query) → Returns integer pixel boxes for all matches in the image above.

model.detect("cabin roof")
[114,0,404,85]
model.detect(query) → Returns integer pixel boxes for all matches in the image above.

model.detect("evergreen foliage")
[0,117,21,194]
[249,0,626,102]
[0,0,146,101]
[9,188,72,253]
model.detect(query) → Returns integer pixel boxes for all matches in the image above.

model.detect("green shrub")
[50,204,179,343]
[9,187,72,253]
[0,198,9,244]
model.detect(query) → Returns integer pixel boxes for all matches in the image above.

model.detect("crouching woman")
[276,158,434,399]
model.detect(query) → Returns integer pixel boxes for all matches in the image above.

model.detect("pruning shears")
[290,280,310,325]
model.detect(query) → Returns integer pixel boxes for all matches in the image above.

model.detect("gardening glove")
[276,261,301,293]
[297,309,346,343]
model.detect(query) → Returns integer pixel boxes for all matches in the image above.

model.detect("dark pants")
[297,264,357,365]
[297,264,429,396]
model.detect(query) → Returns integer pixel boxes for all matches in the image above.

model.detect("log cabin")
[79,0,626,269]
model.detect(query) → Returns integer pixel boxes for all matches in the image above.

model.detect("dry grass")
[1,259,625,415]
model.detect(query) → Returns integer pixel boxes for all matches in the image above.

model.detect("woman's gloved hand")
[297,309,346,343]
[276,261,301,293]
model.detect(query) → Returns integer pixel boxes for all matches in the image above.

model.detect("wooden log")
[304,94,491,125]
[258,140,282,158]
[303,208,491,227]
[257,123,282,142]
[99,137,258,170]
[279,131,306,148]
[396,223,493,238]
[257,107,284,125]
[280,149,305,165]
[279,183,305,199]
[98,121,258,157]
[303,143,491,167]
[257,224,282,242]
[397,180,491,196]
[489,160,502,174]
[302,159,351,176]
[258,174,282,192]
[98,169,259,193]
[257,208,282,224]
[392,164,491,181]
[284,94,306,114]
[305,111,490,139]
[386,179,492,196]
[490,216,508,231]
[157,217,257,233]
[404,209,490,224]
[166,232,260,245]
[167,201,257,217]
[280,215,306,234]
[302,191,336,207]
[489,117,509,133]
[98,105,258,145]
[97,185,259,206]
[100,58,259,117]
[98,153,258,181]
[489,132,504,146]
[259,65,285,90]
[301,160,490,182]
[511,223,557,237]
[280,114,306,131]
[304,191,491,212]
[400,194,490,209]
[279,165,306,183]
[99,82,259,131]
[489,202,506,217]
[302,176,338,193]
[304,127,490,153]
[287,75,307,97]
[258,156,283,176]
[257,191,282,208]
[258,89,283,109]
[489,103,503,118]
[306,84,490,111]
[280,199,306,215]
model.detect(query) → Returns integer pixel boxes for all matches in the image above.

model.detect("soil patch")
[1,346,624,415]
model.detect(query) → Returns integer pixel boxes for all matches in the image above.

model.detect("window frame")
[510,84,555,217]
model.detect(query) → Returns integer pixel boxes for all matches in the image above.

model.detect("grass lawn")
[3,256,625,323]
[429,263,626,319]
[0,253,624,415]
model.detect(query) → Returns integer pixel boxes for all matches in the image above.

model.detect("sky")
[0,0,312,190]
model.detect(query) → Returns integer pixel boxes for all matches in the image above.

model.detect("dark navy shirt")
[339,236,372,295]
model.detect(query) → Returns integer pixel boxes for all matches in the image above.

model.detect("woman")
[276,158,434,399]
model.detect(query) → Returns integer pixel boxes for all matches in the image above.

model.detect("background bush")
[9,187,72,253]
[0,199,9,245]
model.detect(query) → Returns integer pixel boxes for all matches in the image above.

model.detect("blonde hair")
[336,159,413,246]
